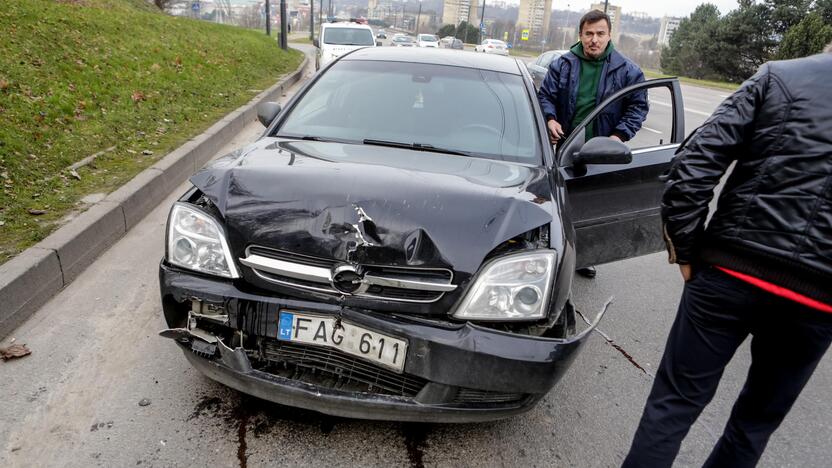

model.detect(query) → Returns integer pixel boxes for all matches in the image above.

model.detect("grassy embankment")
[0,0,302,264]
[644,69,739,91]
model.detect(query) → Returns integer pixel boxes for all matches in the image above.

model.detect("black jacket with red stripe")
[661,52,832,305]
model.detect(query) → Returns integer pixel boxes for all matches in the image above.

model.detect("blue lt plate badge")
[278,312,294,341]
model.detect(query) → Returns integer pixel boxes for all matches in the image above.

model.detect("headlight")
[452,250,556,321]
[166,203,239,278]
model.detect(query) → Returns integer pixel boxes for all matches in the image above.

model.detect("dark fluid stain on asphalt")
[608,342,649,375]
[400,423,431,468]
[234,398,250,468]
[189,390,346,468]
[188,396,223,421]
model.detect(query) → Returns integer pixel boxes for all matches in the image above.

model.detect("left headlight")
[452,250,556,321]
[166,203,239,278]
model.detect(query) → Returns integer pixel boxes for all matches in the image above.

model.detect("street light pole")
[310,0,315,41]
[462,0,471,44]
[416,0,422,35]
[604,0,609,14]
[479,0,486,40]
[279,0,288,49]
[265,0,271,35]
[561,4,571,49]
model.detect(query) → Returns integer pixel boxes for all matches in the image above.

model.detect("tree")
[711,1,775,81]
[455,21,481,43]
[765,0,813,36]
[661,4,722,79]
[777,11,832,58]
[811,0,832,23]
[153,0,173,10]
[437,24,456,38]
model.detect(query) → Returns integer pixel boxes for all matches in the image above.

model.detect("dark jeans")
[622,267,832,468]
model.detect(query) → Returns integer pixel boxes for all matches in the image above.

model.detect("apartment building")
[516,0,551,43]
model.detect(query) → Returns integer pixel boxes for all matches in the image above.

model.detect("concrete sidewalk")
[0,46,315,340]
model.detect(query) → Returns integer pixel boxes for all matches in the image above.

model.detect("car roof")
[321,22,372,29]
[343,48,523,75]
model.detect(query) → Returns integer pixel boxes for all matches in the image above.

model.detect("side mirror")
[573,137,632,166]
[257,102,282,127]
[376,41,383,47]
[313,38,319,48]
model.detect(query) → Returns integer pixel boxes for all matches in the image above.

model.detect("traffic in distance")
[158,27,692,422]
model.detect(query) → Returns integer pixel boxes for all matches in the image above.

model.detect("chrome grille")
[240,246,455,303]
[260,340,427,397]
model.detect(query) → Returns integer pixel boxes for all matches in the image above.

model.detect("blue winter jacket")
[537,48,648,141]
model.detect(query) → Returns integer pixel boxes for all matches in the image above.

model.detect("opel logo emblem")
[331,264,366,295]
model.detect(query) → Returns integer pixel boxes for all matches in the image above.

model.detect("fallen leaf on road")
[0,79,9,91]
[1,343,31,361]
[27,209,47,215]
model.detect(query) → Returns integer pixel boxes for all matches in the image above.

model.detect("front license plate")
[277,312,407,373]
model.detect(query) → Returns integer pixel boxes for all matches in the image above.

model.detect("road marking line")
[641,126,662,134]
[682,95,716,105]
[650,99,712,117]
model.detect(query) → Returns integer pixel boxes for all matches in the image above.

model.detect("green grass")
[0,0,302,264]
[644,69,739,92]
[509,48,541,58]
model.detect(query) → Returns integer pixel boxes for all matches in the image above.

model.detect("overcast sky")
[556,0,740,18]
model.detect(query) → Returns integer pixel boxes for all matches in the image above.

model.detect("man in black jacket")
[623,46,832,467]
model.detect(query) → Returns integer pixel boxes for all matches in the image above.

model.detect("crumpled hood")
[190,138,555,274]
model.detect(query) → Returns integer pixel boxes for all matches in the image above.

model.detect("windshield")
[419,34,438,42]
[323,28,374,46]
[277,61,540,163]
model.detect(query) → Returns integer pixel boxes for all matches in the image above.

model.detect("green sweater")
[570,41,614,139]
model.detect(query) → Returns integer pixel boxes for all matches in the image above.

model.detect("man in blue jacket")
[538,9,648,277]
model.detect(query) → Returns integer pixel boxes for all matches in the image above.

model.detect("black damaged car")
[159,48,686,422]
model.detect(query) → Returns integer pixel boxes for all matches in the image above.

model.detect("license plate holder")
[277,311,408,373]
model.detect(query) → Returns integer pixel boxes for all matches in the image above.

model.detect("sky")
[570,0,741,18]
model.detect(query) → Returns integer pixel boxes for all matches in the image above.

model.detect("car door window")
[583,87,673,150]
[537,52,554,67]
[558,79,685,268]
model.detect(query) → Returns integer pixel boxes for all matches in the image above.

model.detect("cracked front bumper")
[160,262,606,423]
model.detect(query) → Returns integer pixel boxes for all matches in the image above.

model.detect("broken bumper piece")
[159,263,608,423]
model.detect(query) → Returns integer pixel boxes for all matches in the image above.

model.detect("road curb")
[0,55,310,340]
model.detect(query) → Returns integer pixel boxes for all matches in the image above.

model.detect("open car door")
[558,78,686,269]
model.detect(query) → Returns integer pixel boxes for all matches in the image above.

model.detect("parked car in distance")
[440,36,464,50]
[527,49,568,88]
[417,34,440,48]
[391,34,416,47]
[315,22,378,70]
[376,30,387,39]
[159,47,687,423]
[475,39,509,55]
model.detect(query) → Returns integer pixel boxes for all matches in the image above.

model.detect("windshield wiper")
[275,133,355,143]
[362,139,472,157]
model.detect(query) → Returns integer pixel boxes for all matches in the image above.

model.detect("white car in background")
[475,39,509,56]
[417,34,440,48]
[315,22,378,70]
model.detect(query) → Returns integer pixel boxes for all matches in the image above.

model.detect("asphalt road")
[1,44,829,468]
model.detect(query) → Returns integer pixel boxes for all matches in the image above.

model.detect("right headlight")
[452,250,556,322]
[166,203,239,279]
